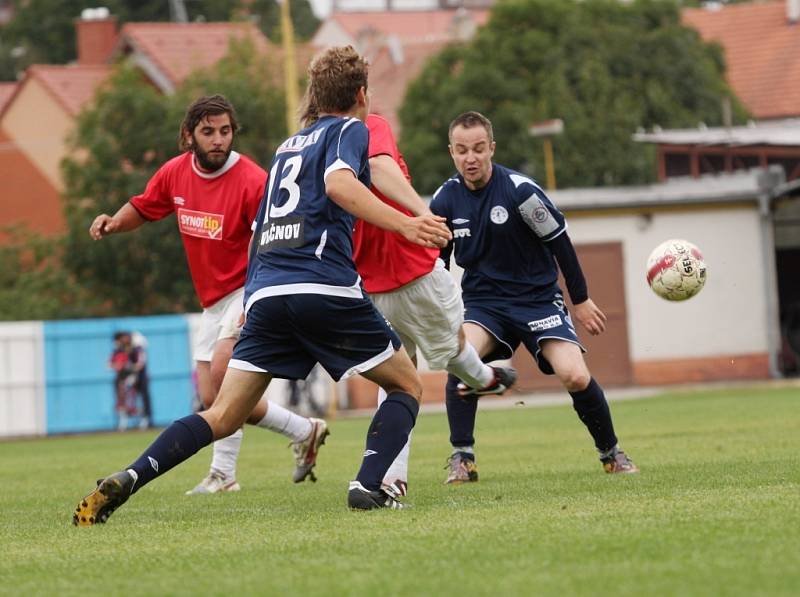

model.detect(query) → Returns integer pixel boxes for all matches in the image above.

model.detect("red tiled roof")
[0,82,17,113]
[24,65,111,116]
[368,39,449,134]
[329,9,489,44]
[119,22,273,87]
[683,1,800,119]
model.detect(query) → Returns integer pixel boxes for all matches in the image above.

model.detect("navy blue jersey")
[430,164,566,304]
[244,115,370,311]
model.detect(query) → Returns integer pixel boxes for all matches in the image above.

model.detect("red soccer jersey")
[130,151,266,308]
[352,114,438,293]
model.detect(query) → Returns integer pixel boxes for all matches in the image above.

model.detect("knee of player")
[387,377,423,401]
[561,369,591,392]
[203,407,239,439]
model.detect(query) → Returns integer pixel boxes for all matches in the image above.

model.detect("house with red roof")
[312,7,490,133]
[0,12,279,237]
[683,0,800,121]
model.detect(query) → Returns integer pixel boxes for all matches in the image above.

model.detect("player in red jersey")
[349,113,518,497]
[89,95,328,494]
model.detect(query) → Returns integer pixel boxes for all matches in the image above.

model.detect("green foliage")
[400,0,749,193]
[61,66,193,316]
[60,41,286,317]
[0,227,103,320]
[248,0,321,42]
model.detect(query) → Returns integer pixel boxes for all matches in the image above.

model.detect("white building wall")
[0,321,45,437]
[566,206,768,361]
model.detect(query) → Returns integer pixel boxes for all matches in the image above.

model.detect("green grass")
[1,385,799,596]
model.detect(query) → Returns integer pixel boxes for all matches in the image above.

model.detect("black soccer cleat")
[458,366,518,397]
[73,470,135,527]
[347,481,404,510]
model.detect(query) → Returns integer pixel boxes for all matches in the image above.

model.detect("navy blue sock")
[569,378,618,453]
[355,392,419,491]
[445,373,478,449]
[127,414,213,493]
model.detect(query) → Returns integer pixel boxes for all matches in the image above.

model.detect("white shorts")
[371,259,463,370]
[193,287,245,362]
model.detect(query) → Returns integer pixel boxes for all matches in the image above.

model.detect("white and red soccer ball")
[646,239,707,301]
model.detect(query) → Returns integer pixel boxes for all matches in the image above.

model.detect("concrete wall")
[566,204,771,382]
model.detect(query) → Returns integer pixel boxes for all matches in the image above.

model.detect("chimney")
[76,7,118,65]
[789,0,800,24]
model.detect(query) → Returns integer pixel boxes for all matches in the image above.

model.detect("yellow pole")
[280,0,299,134]
[543,137,556,190]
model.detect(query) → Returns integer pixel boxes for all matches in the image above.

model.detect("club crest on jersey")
[490,205,508,224]
[177,208,223,240]
[258,216,305,253]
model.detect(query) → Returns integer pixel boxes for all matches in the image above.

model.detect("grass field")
[1,384,799,596]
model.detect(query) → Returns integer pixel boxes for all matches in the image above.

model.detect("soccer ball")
[646,239,707,301]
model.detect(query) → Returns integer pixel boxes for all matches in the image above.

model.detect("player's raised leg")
[73,368,271,526]
[539,339,638,474]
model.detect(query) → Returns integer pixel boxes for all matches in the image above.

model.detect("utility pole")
[528,118,564,190]
[280,0,299,134]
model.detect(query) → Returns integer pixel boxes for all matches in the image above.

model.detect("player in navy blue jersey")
[430,111,638,483]
[72,46,453,525]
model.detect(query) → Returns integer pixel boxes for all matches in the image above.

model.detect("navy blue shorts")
[230,293,401,381]
[464,292,585,375]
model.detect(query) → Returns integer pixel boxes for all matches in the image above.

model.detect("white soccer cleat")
[184,471,241,495]
[291,418,330,483]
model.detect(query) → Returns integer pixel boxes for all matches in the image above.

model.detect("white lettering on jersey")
[519,193,559,238]
[276,127,324,154]
[454,228,471,238]
[527,315,562,332]
[490,206,508,224]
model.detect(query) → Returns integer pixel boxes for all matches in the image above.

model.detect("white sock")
[445,342,494,388]
[210,428,243,480]
[257,400,312,443]
[452,445,475,456]
[378,387,412,484]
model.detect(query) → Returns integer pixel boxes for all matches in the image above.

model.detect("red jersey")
[352,115,438,293]
[130,151,266,308]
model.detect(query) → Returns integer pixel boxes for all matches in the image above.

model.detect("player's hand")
[400,214,452,248]
[572,298,607,336]
[89,214,118,240]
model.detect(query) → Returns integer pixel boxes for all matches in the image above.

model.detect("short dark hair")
[448,111,494,143]
[308,46,368,115]
[179,94,239,151]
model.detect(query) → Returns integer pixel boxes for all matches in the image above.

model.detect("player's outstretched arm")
[326,169,451,248]
[369,154,431,216]
[89,202,147,240]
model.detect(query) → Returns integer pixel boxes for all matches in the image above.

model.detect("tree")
[0,227,103,320]
[399,0,748,194]
[61,66,190,316]
[247,0,321,42]
[60,40,287,316]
